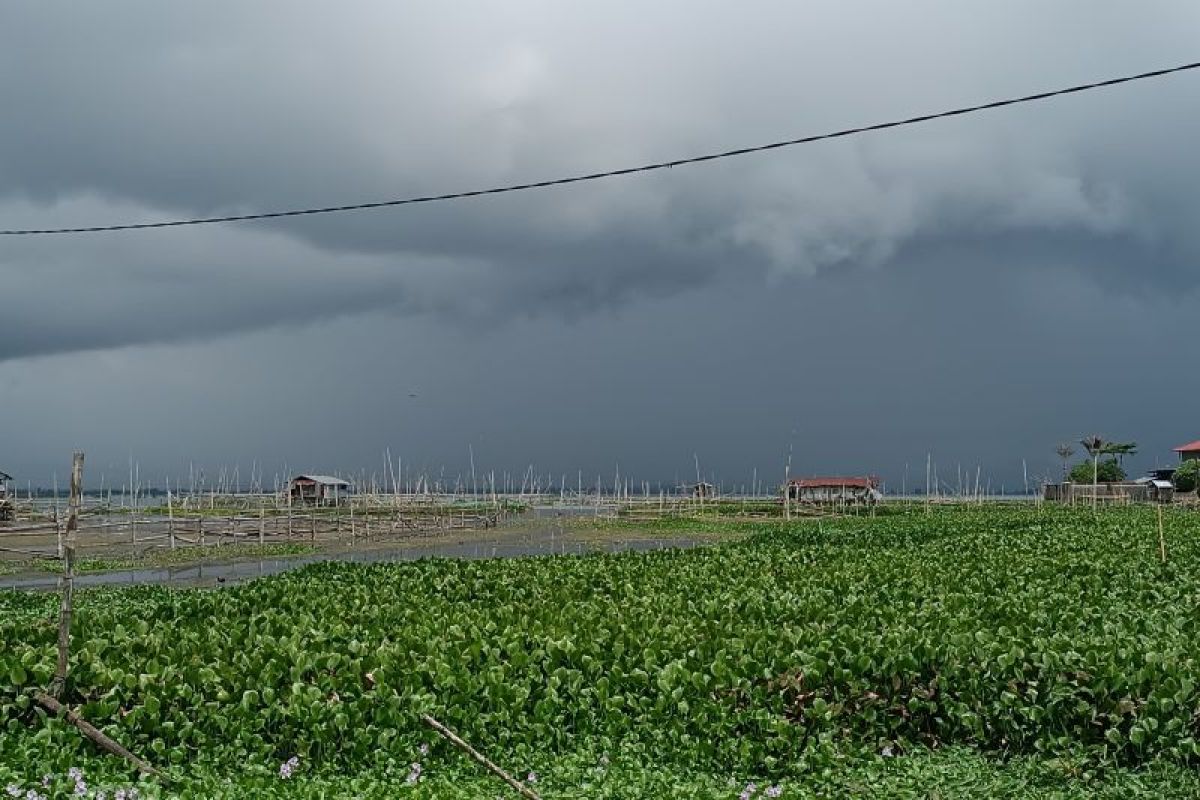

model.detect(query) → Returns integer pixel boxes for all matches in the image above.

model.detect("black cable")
[3,60,1198,236]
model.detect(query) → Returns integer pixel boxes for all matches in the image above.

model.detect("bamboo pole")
[421,714,541,800]
[167,486,176,551]
[50,451,83,700]
[1158,504,1167,564]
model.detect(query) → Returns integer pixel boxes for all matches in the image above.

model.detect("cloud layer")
[2,1,1199,483]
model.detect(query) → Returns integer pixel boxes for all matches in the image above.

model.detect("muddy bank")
[0,521,718,591]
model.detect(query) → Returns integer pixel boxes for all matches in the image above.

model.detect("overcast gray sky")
[3,1,1199,490]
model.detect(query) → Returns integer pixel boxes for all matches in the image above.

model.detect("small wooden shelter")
[785,476,881,505]
[287,474,352,506]
[688,481,715,499]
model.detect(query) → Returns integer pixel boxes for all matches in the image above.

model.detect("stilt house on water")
[287,474,353,506]
[785,476,882,505]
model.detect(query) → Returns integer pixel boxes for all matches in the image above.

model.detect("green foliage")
[5,507,1200,796]
[1173,460,1199,493]
[1069,458,1126,483]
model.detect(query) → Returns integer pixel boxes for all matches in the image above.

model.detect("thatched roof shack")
[688,482,715,499]
[288,474,352,506]
[785,476,881,505]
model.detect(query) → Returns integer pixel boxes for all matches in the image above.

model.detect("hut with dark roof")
[287,474,353,506]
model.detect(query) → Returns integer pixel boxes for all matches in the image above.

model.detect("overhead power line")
[4,60,1199,236]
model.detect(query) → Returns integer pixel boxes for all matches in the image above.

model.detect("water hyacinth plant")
[1,770,139,800]
[4,507,1200,797]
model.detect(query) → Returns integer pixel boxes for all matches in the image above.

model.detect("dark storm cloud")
[3,1,1200,362]
[2,1,1200,485]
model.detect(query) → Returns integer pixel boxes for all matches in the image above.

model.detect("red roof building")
[1174,441,1200,461]
[785,475,881,504]
[788,476,880,490]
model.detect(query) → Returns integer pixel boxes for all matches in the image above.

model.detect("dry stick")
[420,714,542,800]
[50,451,84,700]
[33,692,163,778]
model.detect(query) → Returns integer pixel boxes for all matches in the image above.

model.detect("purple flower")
[526,772,538,784]
[114,791,126,800]
[766,786,783,798]
[418,743,429,756]
[279,755,300,779]
[6,786,21,798]
[739,783,757,800]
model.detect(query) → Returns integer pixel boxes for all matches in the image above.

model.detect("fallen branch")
[421,713,541,800]
[33,692,164,779]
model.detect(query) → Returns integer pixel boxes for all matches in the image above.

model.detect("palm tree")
[1054,443,1075,482]
[1080,435,1108,509]
[1107,442,1138,468]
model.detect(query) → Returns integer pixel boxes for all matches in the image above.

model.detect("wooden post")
[198,515,205,548]
[259,505,265,546]
[50,451,84,700]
